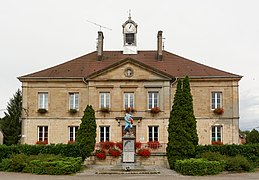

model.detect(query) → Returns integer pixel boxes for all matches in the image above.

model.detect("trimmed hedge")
[175,158,225,176]
[0,153,82,175]
[196,144,259,166]
[0,144,83,162]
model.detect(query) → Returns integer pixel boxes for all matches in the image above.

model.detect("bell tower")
[122,14,138,54]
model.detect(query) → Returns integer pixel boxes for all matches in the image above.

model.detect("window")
[148,92,159,109]
[211,92,222,109]
[38,92,48,109]
[126,33,134,45]
[148,126,158,141]
[69,93,79,110]
[68,126,79,142]
[211,126,222,142]
[100,92,110,108]
[124,93,134,109]
[100,126,110,142]
[38,126,48,143]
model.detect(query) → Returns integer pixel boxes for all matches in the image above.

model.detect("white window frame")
[211,92,222,110]
[211,125,222,142]
[68,126,79,141]
[69,93,79,110]
[99,126,110,142]
[38,92,48,110]
[124,92,134,109]
[37,126,48,142]
[148,126,159,141]
[99,92,110,108]
[148,91,159,109]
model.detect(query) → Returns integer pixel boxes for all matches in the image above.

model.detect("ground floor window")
[148,126,158,141]
[38,126,48,144]
[68,126,78,142]
[100,126,110,142]
[211,125,222,143]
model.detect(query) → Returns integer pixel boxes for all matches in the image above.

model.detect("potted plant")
[137,148,151,158]
[100,107,110,113]
[125,107,136,114]
[95,150,106,160]
[35,139,48,145]
[213,107,224,115]
[147,141,160,149]
[68,140,75,144]
[212,140,223,145]
[69,108,77,114]
[37,108,47,114]
[150,107,161,114]
[135,141,142,149]
[115,142,123,150]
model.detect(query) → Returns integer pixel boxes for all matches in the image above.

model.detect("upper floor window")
[100,92,110,109]
[148,126,159,141]
[124,93,134,109]
[211,126,222,143]
[211,92,222,109]
[38,92,48,110]
[148,92,159,109]
[68,126,79,142]
[38,126,48,144]
[100,126,110,142]
[69,93,79,110]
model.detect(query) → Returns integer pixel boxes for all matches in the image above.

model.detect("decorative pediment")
[86,58,173,81]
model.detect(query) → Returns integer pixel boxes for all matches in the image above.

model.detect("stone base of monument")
[96,163,160,174]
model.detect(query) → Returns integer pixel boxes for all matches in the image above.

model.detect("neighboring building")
[18,16,242,146]
[0,129,3,144]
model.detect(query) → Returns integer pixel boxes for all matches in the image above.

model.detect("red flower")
[108,148,122,157]
[147,141,160,149]
[213,108,224,115]
[137,148,151,157]
[36,139,48,145]
[95,150,106,160]
[100,141,115,150]
[150,107,161,114]
[135,142,142,149]
[212,140,223,145]
[115,142,123,150]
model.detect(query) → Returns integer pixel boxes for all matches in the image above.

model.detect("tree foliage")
[0,89,22,145]
[167,76,198,169]
[75,105,96,160]
[246,129,259,144]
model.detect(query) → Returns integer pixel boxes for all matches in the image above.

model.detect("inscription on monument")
[123,138,135,163]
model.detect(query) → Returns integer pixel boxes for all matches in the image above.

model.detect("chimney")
[157,30,163,60]
[97,31,104,61]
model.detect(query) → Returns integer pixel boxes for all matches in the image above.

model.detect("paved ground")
[1,165,259,180]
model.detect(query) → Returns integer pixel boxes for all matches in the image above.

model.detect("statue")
[124,112,133,135]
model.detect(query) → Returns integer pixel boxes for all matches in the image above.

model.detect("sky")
[0,0,258,130]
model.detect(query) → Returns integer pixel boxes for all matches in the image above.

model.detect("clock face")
[125,23,135,33]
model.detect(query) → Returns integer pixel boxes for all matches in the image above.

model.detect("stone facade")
[20,61,240,145]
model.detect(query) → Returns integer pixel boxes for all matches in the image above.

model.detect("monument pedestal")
[122,134,135,163]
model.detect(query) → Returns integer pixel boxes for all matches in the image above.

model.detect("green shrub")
[0,153,82,175]
[225,155,255,172]
[197,151,227,161]
[23,156,82,175]
[0,144,83,163]
[174,158,225,176]
[196,144,259,167]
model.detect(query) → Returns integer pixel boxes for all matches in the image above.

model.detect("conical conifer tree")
[76,105,96,160]
[1,89,22,145]
[167,76,198,169]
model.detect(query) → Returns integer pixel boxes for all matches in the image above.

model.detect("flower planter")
[137,148,151,158]
[147,141,160,149]
[69,109,77,114]
[100,107,110,113]
[125,107,136,114]
[150,107,161,114]
[37,108,47,114]
[213,108,224,115]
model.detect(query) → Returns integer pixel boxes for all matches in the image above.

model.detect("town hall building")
[18,16,242,147]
